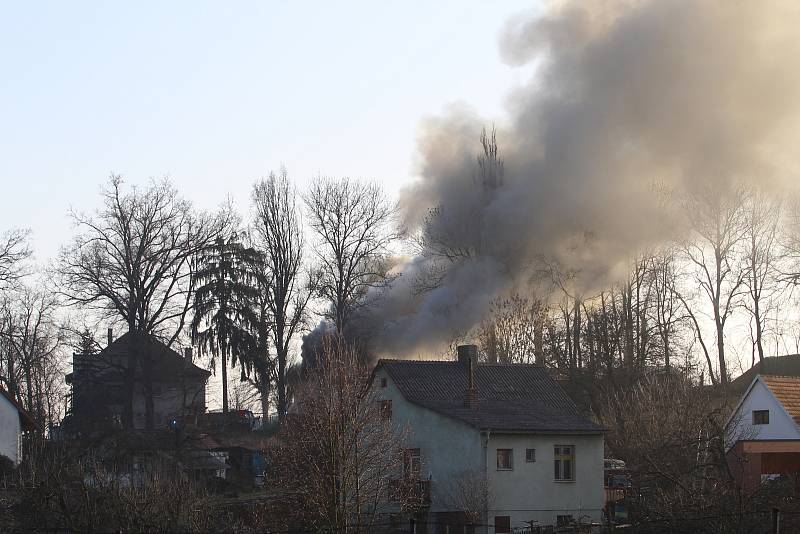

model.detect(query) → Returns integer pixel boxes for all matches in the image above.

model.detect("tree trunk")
[123,324,137,429]
[278,346,287,421]
[222,341,229,413]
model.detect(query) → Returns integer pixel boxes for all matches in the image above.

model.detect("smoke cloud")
[355,0,800,358]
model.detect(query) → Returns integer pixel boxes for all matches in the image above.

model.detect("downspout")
[482,429,491,534]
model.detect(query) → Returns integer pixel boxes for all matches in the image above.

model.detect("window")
[380,377,387,388]
[496,448,513,470]
[556,515,574,527]
[380,400,392,420]
[494,515,511,533]
[526,448,536,462]
[554,445,575,481]
[404,448,421,477]
[753,410,769,425]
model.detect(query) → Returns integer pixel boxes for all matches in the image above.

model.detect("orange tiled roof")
[762,375,800,425]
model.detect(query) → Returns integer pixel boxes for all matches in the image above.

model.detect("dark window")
[494,515,511,533]
[380,377,387,388]
[404,448,421,477]
[497,449,513,470]
[380,400,392,420]
[526,448,536,462]
[753,410,769,425]
[555,445,575,481]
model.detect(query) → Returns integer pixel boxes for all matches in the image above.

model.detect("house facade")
[726,374,800,492]
[65,330,210,432]
[0,386,36,465]
[373,345,604,533]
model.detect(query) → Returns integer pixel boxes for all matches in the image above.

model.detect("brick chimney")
[107,327,113,347]
[184,347,193,362]
[458,345,479,409]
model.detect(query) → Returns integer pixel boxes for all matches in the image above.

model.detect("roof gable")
[727,375,800,446]
[376,359,602,434]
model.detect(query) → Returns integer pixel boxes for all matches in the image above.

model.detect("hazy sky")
[0,1,540,263]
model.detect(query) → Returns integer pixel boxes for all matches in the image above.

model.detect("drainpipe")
[482,429,492,534]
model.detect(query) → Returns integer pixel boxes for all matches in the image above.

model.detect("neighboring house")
[65,330,210,432]
[726,375,800,492]
[0,386,37,465]
[373,345,605,533]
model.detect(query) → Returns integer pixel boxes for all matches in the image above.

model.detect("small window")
[380,377,387,388]
[404,448,421,477]
[497,448,513,470]
[494,515,511,533]
[526,448,536,462]
[555,445,575,481]
[753,410,769,425]
[380,400,392,420]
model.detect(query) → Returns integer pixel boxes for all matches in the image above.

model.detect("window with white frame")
[497,448,513,470]
[554,445,575,481]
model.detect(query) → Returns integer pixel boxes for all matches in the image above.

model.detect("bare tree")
[0,284,66,432]
[272,335,415,533]
[251,169,309,421]
[58,175,224,429]
[741,188,783,365]
[412,127,504,293]
[304,177,397,334]
[477,294,544,364]
[0,228,31,291]
[678,186,748,386]
[439,469,494,528]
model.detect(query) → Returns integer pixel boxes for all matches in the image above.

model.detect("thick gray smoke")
[356,0,800,358]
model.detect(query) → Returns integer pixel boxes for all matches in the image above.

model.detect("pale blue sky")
[0,1,539,262]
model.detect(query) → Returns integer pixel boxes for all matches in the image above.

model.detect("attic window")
[380,377,387,388]
[753,410,769,425]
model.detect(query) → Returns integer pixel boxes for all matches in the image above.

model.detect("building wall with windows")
[374,367,604,532]
[373,367,485,512]
[487,433,604,530]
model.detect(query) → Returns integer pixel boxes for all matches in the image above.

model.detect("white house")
[725,374,800,492]
[0,386,37,466]
[373,345,605,533]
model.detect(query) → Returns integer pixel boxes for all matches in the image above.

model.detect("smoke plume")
[351,0,800,359]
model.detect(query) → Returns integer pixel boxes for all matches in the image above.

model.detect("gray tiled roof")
[730,354,800,393]
[377,360,603,434]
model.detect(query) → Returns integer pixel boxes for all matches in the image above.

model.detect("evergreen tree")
[191,233,259,413]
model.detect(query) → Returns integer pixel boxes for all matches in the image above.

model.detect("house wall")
[487,433,604,530]
[729,379,800,444]
[0,394,22,465]
[132,380,206,429]
[374,368,485,513]
[374,369,604,533]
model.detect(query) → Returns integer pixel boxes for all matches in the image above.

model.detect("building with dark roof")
[373,345,604,532]
[65,330,210,432]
